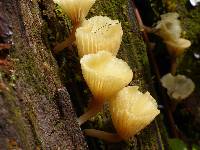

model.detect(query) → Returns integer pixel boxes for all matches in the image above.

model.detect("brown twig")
[171,57,177,75]
[77,99,103,125]
[84,129,123,143]
[131,0,179,138]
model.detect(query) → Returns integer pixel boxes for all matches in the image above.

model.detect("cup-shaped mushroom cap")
[161,73,195,101]
[110,86,160,140]
[154,12,181,41]
[53,0,96,23]
[80,51,133,102]
[76,16,123,57]
[165,38,191,57]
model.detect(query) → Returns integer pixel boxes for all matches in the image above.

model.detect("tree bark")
[0,0,87,149]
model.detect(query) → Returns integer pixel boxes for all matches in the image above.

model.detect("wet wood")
[0,0,168,149]
[0,0,87,149]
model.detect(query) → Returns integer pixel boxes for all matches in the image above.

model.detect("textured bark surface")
[0,0,168,149]
[0,0,87,149]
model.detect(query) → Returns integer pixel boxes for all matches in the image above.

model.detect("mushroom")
[75,16,123,57]
[164,38,191,57]
[109,86,160,140]
[160,73,195,101]
[84,86,160,142]
[53,0,96,24]
[154,12,181,41]
[78,51,133,125]
[53,0,96,53]
[153,12,191,75]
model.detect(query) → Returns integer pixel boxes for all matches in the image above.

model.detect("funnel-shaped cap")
[154,12,181,41]
[110,86,160,140]
[76,16,123,57]
[53,0,96,23]
[161,73,195,101]
[165,38,191,57]
[80,51,133,102]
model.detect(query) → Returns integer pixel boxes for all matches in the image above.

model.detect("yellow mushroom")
[78,51,133,125]
[53,0,96,24]
[110,86,160,140]
[84,86,160,142]
[160,73,195,101]
[53,0,96,53]
[80,50,133,103]
[76,16,123,57]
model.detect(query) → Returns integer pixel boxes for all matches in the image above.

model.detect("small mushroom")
[78,51,133,125]
[110,86,160,140]
[84,86,160,142]
[154,12,181,42]
[165,38,191,57]
[81,50,133,102]
[75,16,123,57]
[53,0,96,53]
[53,0,96,24]
[153,12,191,75]
[160,73,195,101]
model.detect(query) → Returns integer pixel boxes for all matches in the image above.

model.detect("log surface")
[0,0,168,149]
[0,0,87,149]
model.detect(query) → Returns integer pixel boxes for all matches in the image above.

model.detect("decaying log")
[0,0,168,149]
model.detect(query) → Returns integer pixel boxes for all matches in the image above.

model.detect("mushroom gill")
[76,16,123,57]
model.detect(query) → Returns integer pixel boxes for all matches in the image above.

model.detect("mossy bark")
[0,0,168,149]
[0,0,87,149]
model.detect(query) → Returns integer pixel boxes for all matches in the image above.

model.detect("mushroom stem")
[143,25,154,33]
[54,23,80,54]
[77,100,103,125]
[171,57,177,75]
[84,129,123,143]
[171,100,178,112]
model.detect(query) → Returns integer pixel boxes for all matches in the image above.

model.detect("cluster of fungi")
[52,0,162,142]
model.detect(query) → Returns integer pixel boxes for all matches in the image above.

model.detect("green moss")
[88,0,150,88]
[3,90,36,149]
[175,1,200,90]
[163,0,177,12]
[54,4,72,41]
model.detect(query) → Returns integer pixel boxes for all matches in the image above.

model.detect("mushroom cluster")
[152,13,191,75]
[78,51,133,125]
[53,0,160,142]
[84,86,160,142]
[154,12,191,58]
[154,13,195,102]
